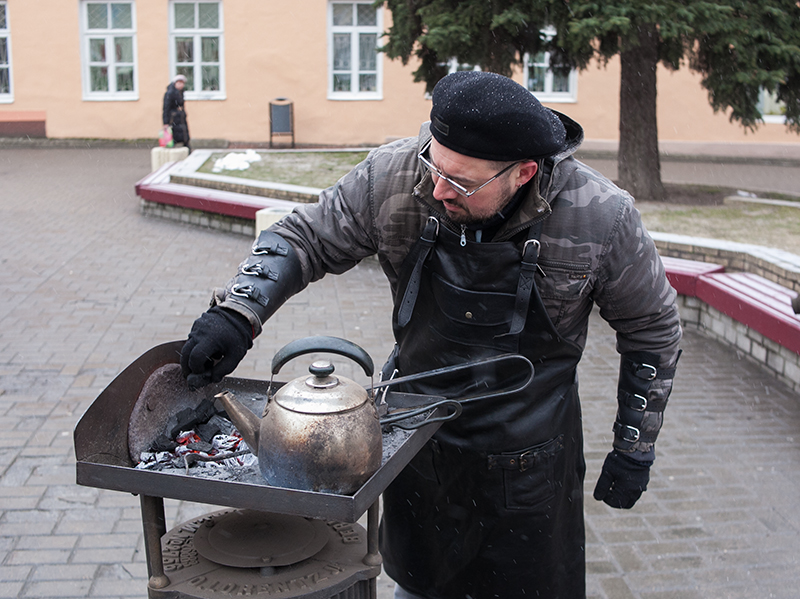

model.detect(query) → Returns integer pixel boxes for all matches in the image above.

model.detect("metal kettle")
[216,337,382,495]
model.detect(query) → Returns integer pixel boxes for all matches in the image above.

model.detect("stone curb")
[652,232,800,293]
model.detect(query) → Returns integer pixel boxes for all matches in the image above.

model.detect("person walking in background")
[162,74,190,152]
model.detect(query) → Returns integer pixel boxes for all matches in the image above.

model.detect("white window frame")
[79,1,139,101]
[445,59,480,74]
[328,1,383,101]
[169,1,225,101]
[523,28,577,103]
[759,88,786,125]
[422,59,480,99]
[0,1,12,103]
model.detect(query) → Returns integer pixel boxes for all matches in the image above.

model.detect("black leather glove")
[593,450,652,509]
[180,306,253,388]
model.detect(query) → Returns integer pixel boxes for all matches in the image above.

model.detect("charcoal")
[187,440,214,453]
[169,397,220,438]
[150,433,179,453]
[210,413,237,436]
[169,408,197,438]
[196,421,222,443]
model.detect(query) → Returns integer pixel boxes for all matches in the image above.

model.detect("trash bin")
[269,98,294,148]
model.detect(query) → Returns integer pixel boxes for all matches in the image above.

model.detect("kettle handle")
[271,336,375,377]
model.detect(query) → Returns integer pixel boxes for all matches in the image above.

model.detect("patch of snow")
[212,150,262,172]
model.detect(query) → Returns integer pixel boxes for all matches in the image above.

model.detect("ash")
[135,413,262,483]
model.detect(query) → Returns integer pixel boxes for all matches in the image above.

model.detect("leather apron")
[380,217,587,599]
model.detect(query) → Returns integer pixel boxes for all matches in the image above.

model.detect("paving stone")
[599,577,637,599]
[649,554,705,571]
[27,465,78,487]
[609,546,647,572]
[96,562,148,579]
[587,560,619,574]
[72,547,137,564]
[55,518,115,536]
[112,519,146,536]
[600,529,659,544]
[640,590,703,599]
[0,566,31,581]
[636,541,701,557]
[7,549,72,565]
[0,583,25,599]
[625,571,694,592]
[16,535,78,550]
[76,533,139,549]
[0,522,57,537]
[37,486,98,510]
[89,579,147,597]
[20,580,93,598]
[31,564,98,581]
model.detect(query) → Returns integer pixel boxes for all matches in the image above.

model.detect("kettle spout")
[215,391,260,456]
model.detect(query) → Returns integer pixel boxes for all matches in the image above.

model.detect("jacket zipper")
[412,189,549,246]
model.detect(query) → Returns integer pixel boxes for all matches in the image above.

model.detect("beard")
[439,181,518,225]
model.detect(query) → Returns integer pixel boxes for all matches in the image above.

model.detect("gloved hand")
[593,450,652,509]
[180,306,253,388]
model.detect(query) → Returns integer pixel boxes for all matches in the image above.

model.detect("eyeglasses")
[417,142,520,198]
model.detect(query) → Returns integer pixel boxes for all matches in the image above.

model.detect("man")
[162,74,190,152]
[181,71,682,598]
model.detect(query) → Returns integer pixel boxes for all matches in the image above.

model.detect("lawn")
[199,150,800,256]
[197,150,370,189]
[637,200,800,255]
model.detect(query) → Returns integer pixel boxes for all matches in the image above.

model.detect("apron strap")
[499,221,544,337]
[397,217,439,328]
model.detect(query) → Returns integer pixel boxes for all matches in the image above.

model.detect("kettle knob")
[309,360,335,378]
[306,360,339,389]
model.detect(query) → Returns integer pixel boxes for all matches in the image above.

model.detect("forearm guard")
[613,350,678,458]
[213,230,304,337]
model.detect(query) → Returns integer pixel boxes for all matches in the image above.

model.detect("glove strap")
[612,420,659,445]
[621,355,677,380]
[613,350,679,453]
[217,230,304,334]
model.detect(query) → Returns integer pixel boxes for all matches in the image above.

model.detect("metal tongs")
[374,354,534,429]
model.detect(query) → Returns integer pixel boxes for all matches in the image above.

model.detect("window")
[523,28,576,103]
[759,88,786,125]
[445,59,479,74]
[80,2,138,100]
[170,1,224,100]
[328,2,382,100]
[0,1,11,102]
[422,59,479,99]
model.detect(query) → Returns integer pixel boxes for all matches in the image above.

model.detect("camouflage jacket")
[226,121,682,455]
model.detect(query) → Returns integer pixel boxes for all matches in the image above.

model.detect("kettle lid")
[274,361,369,414]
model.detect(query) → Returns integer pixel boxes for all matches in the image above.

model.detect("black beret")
[430,71,567,161]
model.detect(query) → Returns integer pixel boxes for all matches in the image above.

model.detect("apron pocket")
[429,272,517,350]
[490,434,565,510]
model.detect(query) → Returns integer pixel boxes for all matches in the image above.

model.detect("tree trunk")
[618,23,665,202]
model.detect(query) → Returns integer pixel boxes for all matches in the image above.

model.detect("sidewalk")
[578,139,800,165]
[0,147,798,599]
[2,135,800,164]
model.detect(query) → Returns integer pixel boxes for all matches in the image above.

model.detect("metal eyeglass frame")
[417,141,521,198]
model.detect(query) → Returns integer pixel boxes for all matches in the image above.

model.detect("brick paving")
[0,147,798,598]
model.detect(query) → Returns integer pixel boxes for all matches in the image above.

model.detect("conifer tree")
[382,0,800,201]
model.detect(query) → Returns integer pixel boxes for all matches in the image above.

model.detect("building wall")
[1,0,798,147]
